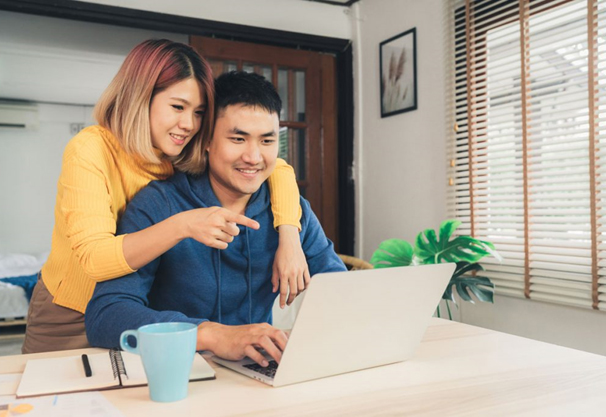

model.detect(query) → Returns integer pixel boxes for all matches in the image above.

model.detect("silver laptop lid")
[273,263,454,387]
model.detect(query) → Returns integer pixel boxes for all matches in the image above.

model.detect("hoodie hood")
[170,170,270,220]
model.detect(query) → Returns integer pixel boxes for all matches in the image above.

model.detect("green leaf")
[371,220,500,311]
[452,261,483,279]
[439,219,460,247]
[442,261,494,304]
[414,219,501,265]
[370,239,414,268]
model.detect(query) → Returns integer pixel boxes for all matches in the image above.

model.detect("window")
[449,0,606,310]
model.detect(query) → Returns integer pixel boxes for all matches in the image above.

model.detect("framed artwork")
[380,27,417,117]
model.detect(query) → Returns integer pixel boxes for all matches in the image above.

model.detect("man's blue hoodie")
[85,171,346,348]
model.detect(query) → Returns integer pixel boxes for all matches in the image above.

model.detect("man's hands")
[272,225,311,308]
[197,322,288,366]
[179,207,259,249]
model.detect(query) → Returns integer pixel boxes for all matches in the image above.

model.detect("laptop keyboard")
[243,360,278,378]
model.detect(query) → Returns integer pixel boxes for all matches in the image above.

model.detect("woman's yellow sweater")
[41,125,301,313]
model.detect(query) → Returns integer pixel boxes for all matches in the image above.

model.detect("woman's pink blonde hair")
[94,39,214,174]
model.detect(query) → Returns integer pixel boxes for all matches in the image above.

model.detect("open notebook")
[16,349,215,398]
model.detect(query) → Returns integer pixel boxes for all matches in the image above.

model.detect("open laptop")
[211,263,455,387]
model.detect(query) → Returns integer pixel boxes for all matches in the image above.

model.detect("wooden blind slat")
[519,0,531,299]
[465,0,476,239]
[587,0,599,309]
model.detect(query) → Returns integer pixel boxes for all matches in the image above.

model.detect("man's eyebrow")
[229,128,276,137]
[170,97,206,109]
[230,127,250,136]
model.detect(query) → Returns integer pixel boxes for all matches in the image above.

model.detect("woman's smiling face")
[149,77,206,157]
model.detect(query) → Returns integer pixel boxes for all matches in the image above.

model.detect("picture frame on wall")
[380,27,417,118]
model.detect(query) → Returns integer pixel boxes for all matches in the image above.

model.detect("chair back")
[338,254,373,271]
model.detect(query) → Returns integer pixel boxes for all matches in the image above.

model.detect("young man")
[85,71,346,367]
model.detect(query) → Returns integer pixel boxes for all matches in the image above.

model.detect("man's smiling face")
[206,103,279,202]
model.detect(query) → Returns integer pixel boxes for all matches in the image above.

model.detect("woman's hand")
[272,225,311,308]
[180,207,260,249]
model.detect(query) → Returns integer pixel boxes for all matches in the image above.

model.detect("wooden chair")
[338,254,374,271]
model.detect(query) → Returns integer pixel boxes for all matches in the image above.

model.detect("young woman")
[22,39,309,354]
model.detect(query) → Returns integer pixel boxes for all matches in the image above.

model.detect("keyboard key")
[243,360,278,378]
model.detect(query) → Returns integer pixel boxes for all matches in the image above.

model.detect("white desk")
[3,318,606,416]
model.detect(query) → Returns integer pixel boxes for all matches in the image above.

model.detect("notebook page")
[119,351,215,387]
[16,352,118,398]
[116,351,147,386]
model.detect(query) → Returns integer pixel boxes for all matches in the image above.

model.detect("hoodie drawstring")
[215,228,253,325]
[245,227,253,324]
[215,249,222,324]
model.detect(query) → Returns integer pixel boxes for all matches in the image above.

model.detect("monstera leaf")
[415,220,501,265]
[443,261,494,304]
[370,219,500,316]
[370,238,414,269]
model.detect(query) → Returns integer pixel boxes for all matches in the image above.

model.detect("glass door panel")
[295,70,306,122]
[278,127,308,198]
[208,59,237,75]
[277,69,289,121]
[242,63,272,81]
[290,128,306,182]
[277,68,306,122]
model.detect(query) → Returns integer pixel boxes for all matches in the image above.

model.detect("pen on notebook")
[81,354,92,377]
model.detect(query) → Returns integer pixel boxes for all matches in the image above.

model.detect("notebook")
[211,263,455,387]
[16,349,215,398]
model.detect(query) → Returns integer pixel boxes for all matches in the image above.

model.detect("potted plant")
[370,219,501,319]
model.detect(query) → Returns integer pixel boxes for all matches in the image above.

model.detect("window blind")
[449,0,606,310]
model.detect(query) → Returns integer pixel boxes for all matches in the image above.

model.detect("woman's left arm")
[267,159,310,308]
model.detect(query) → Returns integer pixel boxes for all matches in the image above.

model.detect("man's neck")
[208,172,251,214]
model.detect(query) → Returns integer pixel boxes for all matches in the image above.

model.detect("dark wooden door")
[191,36,339,249]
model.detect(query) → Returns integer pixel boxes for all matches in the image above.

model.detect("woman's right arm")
[122,207,259,271]
[61,138,257,281]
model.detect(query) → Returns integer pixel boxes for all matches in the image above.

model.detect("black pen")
[81,354,92,377]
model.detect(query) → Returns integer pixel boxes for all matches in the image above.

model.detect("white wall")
[0,11,188,254]
[459,294,606,356]
[0,103,94,254]
[352,0,448,260]
[0,11,187,105]
[353,0,606,356]
[77,0,351,40]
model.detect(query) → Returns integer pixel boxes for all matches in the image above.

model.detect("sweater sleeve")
[267,158,302,230]
[86,264,205,348]
[85,264,206,348]
[59,143,134,281]
[85,184,205,348]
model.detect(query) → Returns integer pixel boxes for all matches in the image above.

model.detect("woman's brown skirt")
[22,276,90,354]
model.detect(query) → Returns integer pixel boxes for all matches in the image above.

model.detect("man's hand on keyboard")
[197,322,288,367]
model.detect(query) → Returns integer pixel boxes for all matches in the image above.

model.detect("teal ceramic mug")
[120,322,197,402]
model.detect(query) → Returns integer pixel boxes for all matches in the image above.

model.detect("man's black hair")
[214,71,282,118]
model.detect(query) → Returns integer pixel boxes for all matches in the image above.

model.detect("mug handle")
[120,330,139,355]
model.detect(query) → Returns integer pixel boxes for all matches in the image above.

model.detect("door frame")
[0,0,355,255]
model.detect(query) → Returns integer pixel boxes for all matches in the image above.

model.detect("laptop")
[211,263,455,387]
